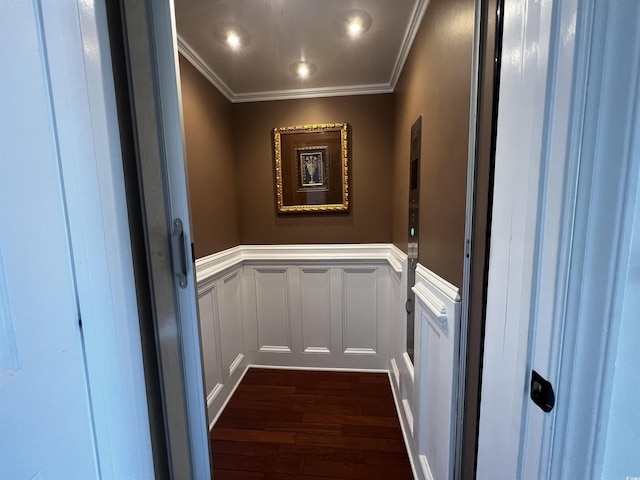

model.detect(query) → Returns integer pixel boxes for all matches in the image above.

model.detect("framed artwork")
[273,123,350,213]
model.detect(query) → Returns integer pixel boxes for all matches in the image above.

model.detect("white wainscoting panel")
[412,264,461,480]
[343,268,378,354]
[195,244,413,430]
[300,268,332,353]
[218,271,244,377]
[196,263,248,425]
[255,269,292,353]
[197,288,223,419]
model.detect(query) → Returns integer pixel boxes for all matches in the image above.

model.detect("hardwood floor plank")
[211,428,297,445]
[277,444,366,463]
[211,441,279,457]
[210,368,412,480]
[214,416,267,430]
[365,450,414,467]
[219,408,303,423]
[290,402,361,415]
[295,433,406,452]
[212,454,304,475]
[212,469,265,480]
[304,459,413,479]
[301,413,400,428]
[234,385,297,395]
[264,420,342,436]
[342,424,404,440]
[264,474,349,480]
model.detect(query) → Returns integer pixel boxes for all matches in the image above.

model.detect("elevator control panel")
[406,116,422,362]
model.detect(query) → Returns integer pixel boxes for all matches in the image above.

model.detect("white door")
[477,0,640,478]
[0,1,98,478]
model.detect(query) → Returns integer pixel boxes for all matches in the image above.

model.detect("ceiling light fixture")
[213,23,251,50]
[226,32,241,49]
[289,61,317,79]
[347,18,363,37]
[332,9,372,39]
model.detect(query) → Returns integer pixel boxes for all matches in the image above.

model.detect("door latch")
[170,218,188,289]
[530,370,555,412]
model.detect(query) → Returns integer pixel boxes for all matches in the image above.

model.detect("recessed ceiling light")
[289,61,317,79]
[332,10,372,39]
[213,23,250,50]
[348,18,364,37]
[226,32,241,49]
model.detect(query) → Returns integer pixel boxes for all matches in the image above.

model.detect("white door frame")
[1,0,156,477]
[478,0,640,478]
[118,0,211,478]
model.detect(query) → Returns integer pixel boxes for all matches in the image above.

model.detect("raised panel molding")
[218,271,243,377]
[300,268,331,353]
[255,269,292,353]
[342,268,378,354]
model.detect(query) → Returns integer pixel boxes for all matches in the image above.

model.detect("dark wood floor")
[210,368,414,479]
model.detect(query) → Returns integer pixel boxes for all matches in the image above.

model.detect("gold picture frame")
[273,123,350,213]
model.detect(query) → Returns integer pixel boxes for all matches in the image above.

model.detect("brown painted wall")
[391,0,475,288]
[179,55,240,257]
[233,95,394,245]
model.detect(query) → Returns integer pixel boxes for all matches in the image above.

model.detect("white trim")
[177,2,430,102]
[196,243,405,284]
[258,346,291,354]
[403,351,415,383]
[208,365,250,431]
[419,455,435,480]
[389,0,431,89]
[391,358,400,388]
[247,364,389,374]
[228,353,244,376]
[206,383,223,408]
[388,371,421,480]
[231,84,394,104]
[415,263,461,302]
[303,347,331,354]
[412,283,447,330]
[343,348,376,355]
[177,36,234,102]
[402,398,415,435]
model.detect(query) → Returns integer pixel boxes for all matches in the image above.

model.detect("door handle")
[170,218,188,289]
[530,370,555,412]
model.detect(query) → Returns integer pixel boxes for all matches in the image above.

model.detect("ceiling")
[174,0,428,103]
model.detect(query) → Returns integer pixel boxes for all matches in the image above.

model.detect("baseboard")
[207,364,250,431]
[247,364,389,374]
[388,369,421,480]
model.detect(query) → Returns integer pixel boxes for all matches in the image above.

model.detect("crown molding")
[177,0,430,103]
[177,35,234,102]
[230,83,393,103]
[389,0,431,90]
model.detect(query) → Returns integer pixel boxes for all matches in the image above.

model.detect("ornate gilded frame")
[273,123,350,213]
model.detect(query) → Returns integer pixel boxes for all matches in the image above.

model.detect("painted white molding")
[403,351,415,383]
[415,263,461,302]
[196,244,406,284]
[388,371,421,480]
[228,353,244,376]
[206,383,223,408]
[419,455,436,480]
[412,282,448,330]
[177,1,430,103]
[392,262,461,480]
[177,36,235,102]
[196,243,407,426]
[391,358,400,388]
[196,245,462,480]
[403,398,415,435]
[389,0,431,90]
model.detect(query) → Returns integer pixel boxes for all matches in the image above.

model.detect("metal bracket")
[170,218,188,289]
